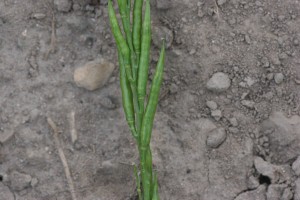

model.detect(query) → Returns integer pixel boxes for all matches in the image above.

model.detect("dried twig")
[47,117,78,200]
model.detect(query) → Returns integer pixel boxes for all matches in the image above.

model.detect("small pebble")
[206,127,227,148]
[211,109,222,121]
[206,101,218,110]
[31,178,39,187]
[74,59,115,91]
[206,72,231,92]
[31,13,46,20]
[241,100,255,109]
[229,118,238,127]
[100,97,116,109]
[274,73,284,84]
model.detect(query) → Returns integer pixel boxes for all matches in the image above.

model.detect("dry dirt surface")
[1,0,300,200]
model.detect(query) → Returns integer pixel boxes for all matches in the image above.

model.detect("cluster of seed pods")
[108,0,165,199]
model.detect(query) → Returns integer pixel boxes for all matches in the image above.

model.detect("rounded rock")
[206,127,227,148]
[274,73,284,84]
[206,72,231,92]
[74,59,115,91]
[206,101,218,110]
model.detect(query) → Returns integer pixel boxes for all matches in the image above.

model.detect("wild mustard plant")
[108,0,165,199]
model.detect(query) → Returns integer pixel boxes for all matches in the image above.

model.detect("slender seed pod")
[117,0,132,46]
[152,173,160,200]
[108,0,134,82]
[137,0,151,112]
[133,0,143,65]
[140,42,165,200]
[140,42,165,148]
[117,48,138,139]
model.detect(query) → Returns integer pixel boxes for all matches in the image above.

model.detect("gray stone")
[254,157,293,183]
[0,183,14,200]
[9,171,32,191]
[74,59,115,91]
[31,178,39,187]
[241,100,255,109]
[206,101,218,110]
[266,184,286,200]
[211,109,222,121]
[99,97,116,109]
[295,179,300,200]
[274,73,284,84]
[206,127,227,148]
[235,185,266,200]
[230,118,238,127]
[54,0,72,12]
[31,13,46,20]
[206,72,231,92]
[260,112,300,163]
[152,25,173,49]
[293,156,300,176]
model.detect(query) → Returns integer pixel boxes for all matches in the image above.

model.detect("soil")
[1,0,300,200]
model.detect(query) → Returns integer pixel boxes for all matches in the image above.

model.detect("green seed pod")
[108,0,134,83]
[140,42,165,148]
[133,0,143,64]
[137,0,151,112]
[117,48,137,139]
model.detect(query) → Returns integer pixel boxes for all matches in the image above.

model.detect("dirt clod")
[8,171,32,191]
[206,72,231,92]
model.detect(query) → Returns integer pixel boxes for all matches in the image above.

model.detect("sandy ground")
[1,0,300,199]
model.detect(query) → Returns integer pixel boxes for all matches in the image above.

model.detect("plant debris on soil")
[0,0,300,200]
